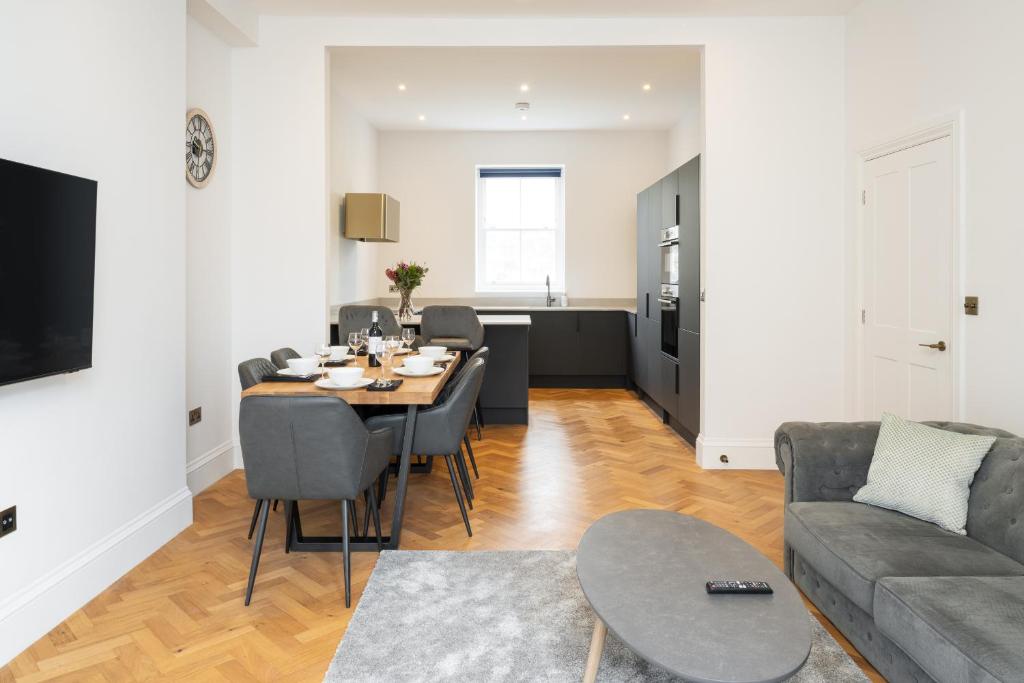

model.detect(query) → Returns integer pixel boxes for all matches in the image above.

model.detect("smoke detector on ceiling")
[515,102,530,112]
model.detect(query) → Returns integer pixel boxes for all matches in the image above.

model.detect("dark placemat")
[366,379,403,392]
[261,373,321,383]
[323,359,351,367]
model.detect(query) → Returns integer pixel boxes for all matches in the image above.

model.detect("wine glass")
[400,328,415,350]
[359,328,370,355]
[377,341,397,386]
[315,343,331,376]
[347,332,363,358]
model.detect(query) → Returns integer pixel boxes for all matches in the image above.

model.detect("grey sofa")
[775,421,1024,683]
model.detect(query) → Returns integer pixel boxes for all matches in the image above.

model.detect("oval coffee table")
[576,510,810,683]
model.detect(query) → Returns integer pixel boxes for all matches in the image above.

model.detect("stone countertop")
[402,314,531,326]
[330,299,636,318]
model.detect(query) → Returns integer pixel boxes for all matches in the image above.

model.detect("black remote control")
[705,580,773,594]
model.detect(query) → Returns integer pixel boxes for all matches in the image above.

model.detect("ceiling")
[256,0,860,17]
[330,47,701,131]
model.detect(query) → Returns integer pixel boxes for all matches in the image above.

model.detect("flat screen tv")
[0,158,97,387]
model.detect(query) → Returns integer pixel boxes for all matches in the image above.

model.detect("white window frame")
[474,164,566,294]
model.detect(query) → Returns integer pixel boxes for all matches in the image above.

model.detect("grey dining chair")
[237,358,284,536]
[338,304,403,340]
[436,347,489,478]
[270,347,300,370]
[420,306,487,438]
[365,358,486,537]
[238,395,393,607]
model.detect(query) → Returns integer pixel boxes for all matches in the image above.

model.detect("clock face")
[185,108,216,188]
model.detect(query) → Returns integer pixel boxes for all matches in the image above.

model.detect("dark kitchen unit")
[630,154,700,444]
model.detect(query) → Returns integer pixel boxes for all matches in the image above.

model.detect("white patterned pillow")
[853,413,996,535]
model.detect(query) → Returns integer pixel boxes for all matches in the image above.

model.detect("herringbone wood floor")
[1,389,881,682]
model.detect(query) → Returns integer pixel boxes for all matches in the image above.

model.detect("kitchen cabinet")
[678,156,700,333]
[633,153,700,444]
[677,329,699,437]
[577,311,627,376]
[646,182,662,322]
[628,312,648,391]
[636,190,651,320]
[661,170,679,230]
[487,309,629,386]
[522,310,579,376]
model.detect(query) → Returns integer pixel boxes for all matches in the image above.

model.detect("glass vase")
[398,288,415,321]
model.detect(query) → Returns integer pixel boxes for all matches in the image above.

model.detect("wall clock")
[185,108,216,188]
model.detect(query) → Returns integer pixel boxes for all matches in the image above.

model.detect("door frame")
[855,116,964,421]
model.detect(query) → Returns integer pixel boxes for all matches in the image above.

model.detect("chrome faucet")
[545,275,557,307]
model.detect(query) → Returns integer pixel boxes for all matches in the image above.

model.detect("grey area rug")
[325,551,869,682]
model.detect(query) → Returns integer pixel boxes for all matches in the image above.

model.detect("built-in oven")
[660,226,679,287]
[659,284,679,358]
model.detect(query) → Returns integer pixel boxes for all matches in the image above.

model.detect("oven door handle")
[658,240,678,248]
[657,298,676,305]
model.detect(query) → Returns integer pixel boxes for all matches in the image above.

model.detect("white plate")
[278,368,322,377]
[392,347,412,355]
[393,366,444,377]
[417,353,455,362]
[328,354,357,362]
[315,377,374,390]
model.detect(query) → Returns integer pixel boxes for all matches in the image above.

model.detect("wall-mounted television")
[0,158,97,387]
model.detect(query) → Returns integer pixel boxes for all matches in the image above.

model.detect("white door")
[861,135,956,421]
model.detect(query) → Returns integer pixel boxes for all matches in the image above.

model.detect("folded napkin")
[366,379,403,392]
[261,373,320,383]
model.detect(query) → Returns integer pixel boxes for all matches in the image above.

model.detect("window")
[475,166,565,293]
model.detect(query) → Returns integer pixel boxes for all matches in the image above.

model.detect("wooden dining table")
[240,351,461,553]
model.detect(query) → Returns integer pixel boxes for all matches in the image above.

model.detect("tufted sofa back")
[953,427,1024,564]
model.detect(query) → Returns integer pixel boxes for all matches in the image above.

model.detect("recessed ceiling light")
[521,115,527,121]
[520,83,530,92]
[642,83,652,91]
[418,114,426,121]
[622,114,631,121]
[398,83,407,91]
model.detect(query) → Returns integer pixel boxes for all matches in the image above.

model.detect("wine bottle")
[367,311,383,367]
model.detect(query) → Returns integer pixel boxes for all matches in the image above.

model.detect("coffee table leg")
[583,618,607,683]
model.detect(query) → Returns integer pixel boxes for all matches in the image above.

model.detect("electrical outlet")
[0,506,16,538]
[188,407,202,426]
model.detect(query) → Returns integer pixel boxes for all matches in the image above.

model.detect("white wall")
[845,0,1024,436]
[667,59,704,171]
[231,16,846,469]
[0,0,190,664]
[186,16,236,492]
[374,130,668,299]
[329,89,379,307]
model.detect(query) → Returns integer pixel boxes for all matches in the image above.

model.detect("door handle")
[918,341,947,351]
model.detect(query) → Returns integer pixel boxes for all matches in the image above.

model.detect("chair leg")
[444,454,473,537]
[377,466,390,506]
[273,499,279,512]
[342,500,352,608]
[455,448,474,507]
[284,500,293,553]
[473,403,483,440]
[361,490,372,536]
[247,499,263,540]
[367,486,384,550]
[245,499,270,606]
[463,435,479,479]
[348,498,358,536]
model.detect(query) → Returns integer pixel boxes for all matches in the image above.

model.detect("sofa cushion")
[853,413,996,535]
[875,576,1024,683]
[785,502,1024,614]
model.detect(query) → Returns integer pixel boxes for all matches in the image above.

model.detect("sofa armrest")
[775,422,880,506]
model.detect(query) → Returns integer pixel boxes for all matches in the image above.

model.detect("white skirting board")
[696,435,778,470]
[186,441,236,495]
[0,487,193,667]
